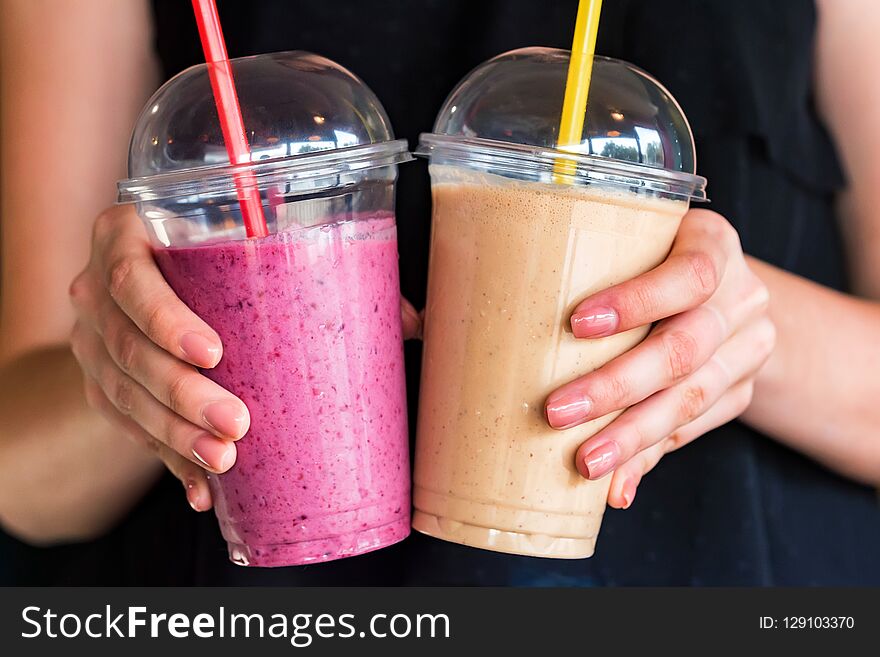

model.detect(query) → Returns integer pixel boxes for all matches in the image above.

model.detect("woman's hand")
[70,205,423,512]
[69,205,247,512]
[544,209,775,509]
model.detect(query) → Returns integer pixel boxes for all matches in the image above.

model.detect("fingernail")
[545,390,592,429]
[192,434,235,472]
[202,400,249,439]
[582,441,620,479]
[180,332,221,368]
[621,477,638,509]
[183,478,203,512]
[571,306,618,338]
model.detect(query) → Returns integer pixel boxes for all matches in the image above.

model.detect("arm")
[813,0,880,300]
[0,348,161,543]
[0,0,161,543]
[738,0,880,485]
[741,260,880,485]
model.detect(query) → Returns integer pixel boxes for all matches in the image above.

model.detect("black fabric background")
[4,0,878,586]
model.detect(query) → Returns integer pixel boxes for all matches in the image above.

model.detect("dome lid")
[417,47,706,201]
[119,51,410,203]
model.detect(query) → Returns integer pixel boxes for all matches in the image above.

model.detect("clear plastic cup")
[413,48,707,558]
[119,51,413,567]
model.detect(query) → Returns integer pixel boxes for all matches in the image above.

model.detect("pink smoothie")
[154,214,410,567]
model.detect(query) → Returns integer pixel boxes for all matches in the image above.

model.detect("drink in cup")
[413,49,707,558]
[119,52,413,567]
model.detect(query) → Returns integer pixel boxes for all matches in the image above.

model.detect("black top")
[6,0,878,586]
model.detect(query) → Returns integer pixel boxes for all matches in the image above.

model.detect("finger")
[605,379,756,509]
[569,210,734,338]
[659,379,757,457]
[546,304,727,430]
[94,206,222,368]
[573,317,773,479]
[72,323,236,473]
[82,376,213,511]
[95,293,249,440]
[401,296,422,340]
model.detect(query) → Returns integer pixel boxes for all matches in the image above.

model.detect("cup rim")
[117,139,413,204]
[415,133,707,202]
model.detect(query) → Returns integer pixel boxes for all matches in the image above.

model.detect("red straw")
[191,0,269,238]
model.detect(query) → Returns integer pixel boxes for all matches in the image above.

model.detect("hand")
[544,209,775,509]
[69,205,246,512]
[401,297,422,341]
[70,205,423,512]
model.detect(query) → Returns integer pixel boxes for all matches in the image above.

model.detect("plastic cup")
[119,51,413,567]
[413,49,707,558]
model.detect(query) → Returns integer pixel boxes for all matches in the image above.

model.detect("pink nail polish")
[192,434,235,472]
[571,306,618,338]
[180,332,221,368]
[621,477,638,509]
[545,391,592,429]
[202,400,249,439]
[583,441,620,479]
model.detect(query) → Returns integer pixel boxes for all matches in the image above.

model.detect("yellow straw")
[554,0,603,181]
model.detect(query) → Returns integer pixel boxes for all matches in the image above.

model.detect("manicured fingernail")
[621,477,638,509]
[571,306,618,338]
[545,390,592,429]
[202,400,249,439]
[192,434,235,472]
[582,441,620,479]
[180,332,221,368]
[183,478,204,512]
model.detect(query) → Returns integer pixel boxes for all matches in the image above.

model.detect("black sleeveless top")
[7,0,877,586]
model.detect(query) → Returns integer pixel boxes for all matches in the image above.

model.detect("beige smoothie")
[413,165,688,558]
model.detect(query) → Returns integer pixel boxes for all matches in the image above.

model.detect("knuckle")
[703,210,738,242]
[678,385,707,424]
[694,210,742,259]
[611,282,658,327]
[664,431,685,453]
[681,250,719,300]
[106,256,135,300]
[628,282,660,321]
[160,415,179,450]
[113,327,139,374]
[166,370,191,414]
[68,272,90,308]
[112,375,135,415]
[92,208,115,241]
[662,329,700,381]
[144,302,172,344]
[630,421,654,453]
[602,374,632,409]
